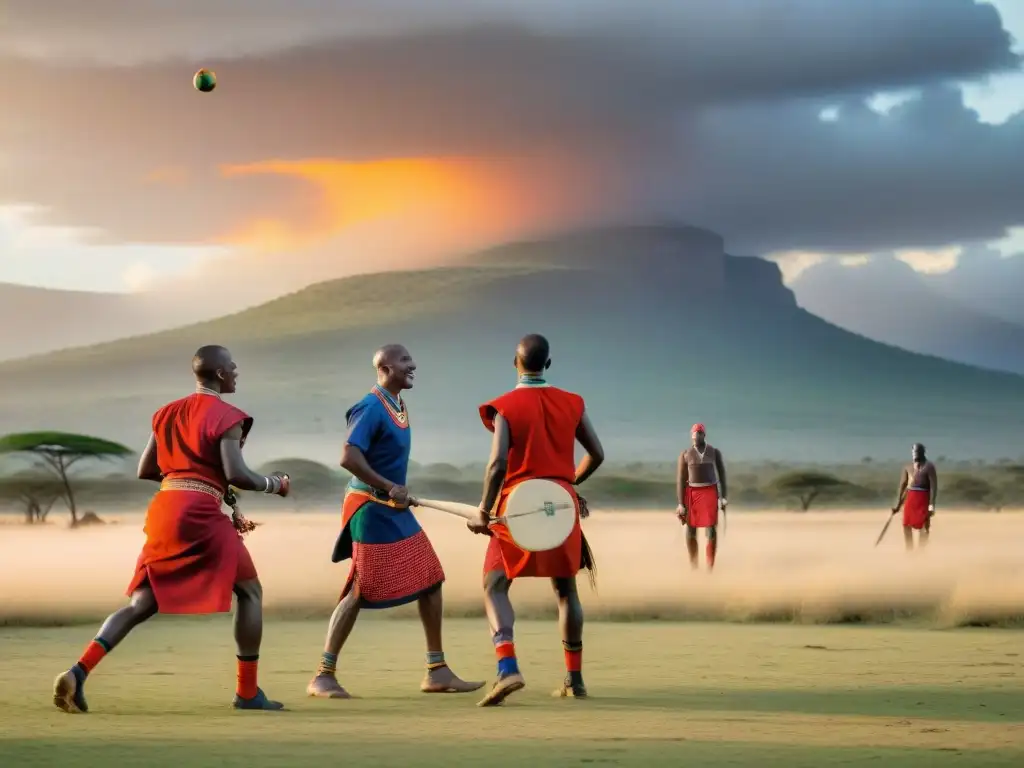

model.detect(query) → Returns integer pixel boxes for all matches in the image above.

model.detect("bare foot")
[306,673,352,699]
[420,665,485,693]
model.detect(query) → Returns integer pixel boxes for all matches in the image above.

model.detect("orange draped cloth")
[479,385,585,580]
[125,393,257,614]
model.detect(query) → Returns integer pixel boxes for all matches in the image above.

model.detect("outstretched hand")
[269,472,290,497]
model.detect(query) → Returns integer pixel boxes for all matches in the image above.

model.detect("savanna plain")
[2,509,1023,766]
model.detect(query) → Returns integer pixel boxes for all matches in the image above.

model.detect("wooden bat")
[411,497,569,522]
[411,497,480,521]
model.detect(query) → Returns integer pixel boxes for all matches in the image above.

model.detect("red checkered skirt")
[338,493,445,608]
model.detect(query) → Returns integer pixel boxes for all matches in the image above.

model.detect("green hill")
[1,226,1022,464]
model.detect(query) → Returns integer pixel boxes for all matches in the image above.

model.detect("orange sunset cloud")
[216,157,527,253]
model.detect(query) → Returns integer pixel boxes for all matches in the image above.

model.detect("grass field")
[3,511,1023,765]
[2,619,1023,766]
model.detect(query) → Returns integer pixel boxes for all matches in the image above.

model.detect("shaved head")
[191,344,238,393]
[192,345,231,379]
[373,343,408,369]
[516,334,550,373]
[373,343,417,392]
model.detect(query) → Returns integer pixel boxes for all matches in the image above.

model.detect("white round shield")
[499,478,577,552]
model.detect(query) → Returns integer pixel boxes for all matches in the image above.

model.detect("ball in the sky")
[193,68,217,93]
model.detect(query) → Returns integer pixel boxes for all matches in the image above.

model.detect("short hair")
[192,345,228,379]
[517,334,550,372]
[373,344,405,369]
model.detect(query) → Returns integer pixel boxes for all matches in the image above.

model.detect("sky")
[1,0,1022,308]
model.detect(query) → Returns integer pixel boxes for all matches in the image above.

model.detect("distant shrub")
[766,471,862,511]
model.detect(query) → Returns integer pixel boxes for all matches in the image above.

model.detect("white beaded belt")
[908,486,928,492]
[688,482,717,488]
[160,478,225,502]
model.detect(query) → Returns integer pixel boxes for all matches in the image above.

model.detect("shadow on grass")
[1,738,1020,768]
[594,686,1024,723]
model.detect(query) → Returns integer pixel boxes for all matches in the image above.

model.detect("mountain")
[0,282,181,361]
[1,225,1022,465]
[790,256,1024,375]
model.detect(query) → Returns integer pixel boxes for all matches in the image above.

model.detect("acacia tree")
[0,432,132,526]
[0,473,63,523]
[767,471,852,511]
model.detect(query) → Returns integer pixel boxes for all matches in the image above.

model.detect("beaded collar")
[373,384,409,427]
[515,373,549,389]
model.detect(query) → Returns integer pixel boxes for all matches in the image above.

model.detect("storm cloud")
[0,0,1021,282]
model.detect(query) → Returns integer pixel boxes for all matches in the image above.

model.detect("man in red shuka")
[52,346,291,713]
[677,423,728,571]
[468,334,605,707]
[893,442,937,551]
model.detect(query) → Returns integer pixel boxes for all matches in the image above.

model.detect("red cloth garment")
[337,490,445,608]
[684,484,719,529]
[478,386,585,580]
[125,394,257,614]
[903,488,930,529]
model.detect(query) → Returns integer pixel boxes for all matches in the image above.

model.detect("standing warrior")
[469,333,605,706]
[307,344,482,698]
[53,346,291,714]
[677,423,728,571]
[893,443,937,550]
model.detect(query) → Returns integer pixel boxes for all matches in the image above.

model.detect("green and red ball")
[193,68,217,93]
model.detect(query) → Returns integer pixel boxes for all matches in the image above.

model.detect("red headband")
[691,423,705,434]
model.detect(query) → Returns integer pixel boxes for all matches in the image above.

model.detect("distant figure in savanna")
[676,423,728,571]
[892,443,937,550]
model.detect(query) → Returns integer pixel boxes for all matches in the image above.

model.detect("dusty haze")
[2,510,1022,628]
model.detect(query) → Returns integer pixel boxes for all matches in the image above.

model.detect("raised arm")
[478,411,511,512]
[573,410,605,486]
[928,463,938,508]
[714,448,728,499]
[220,423,284,493]
[136,433,162,482]
[893,467,909,511]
